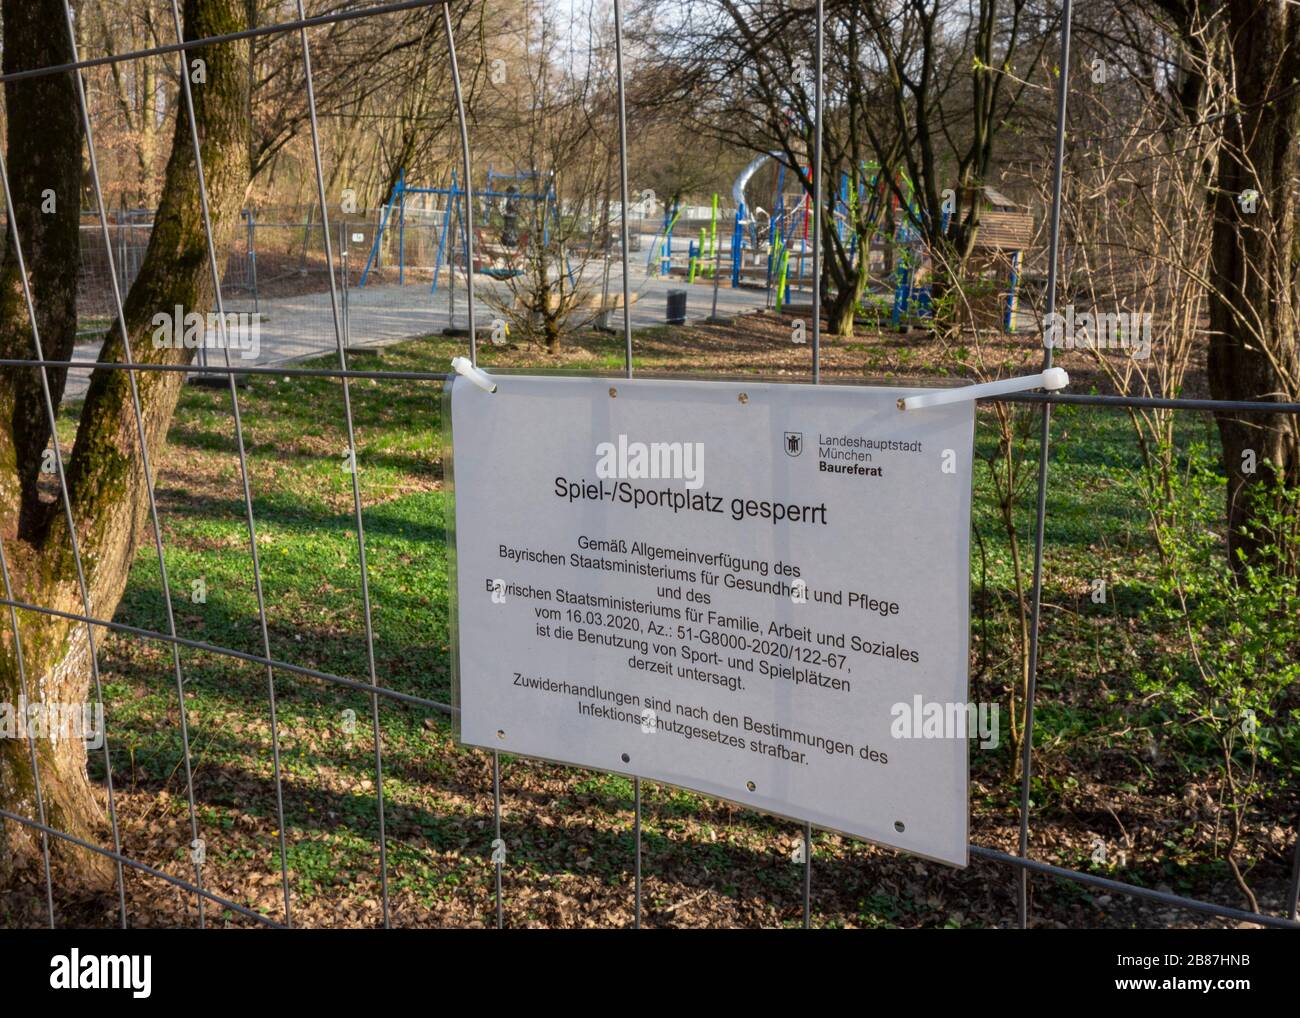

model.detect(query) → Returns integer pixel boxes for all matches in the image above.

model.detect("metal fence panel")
[0,0,1295,931]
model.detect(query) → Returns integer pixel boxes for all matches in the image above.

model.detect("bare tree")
[477,0,616,352]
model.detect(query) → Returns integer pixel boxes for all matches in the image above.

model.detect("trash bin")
[667,289,687,325]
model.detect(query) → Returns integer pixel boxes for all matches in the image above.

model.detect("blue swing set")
[357,167,574,293]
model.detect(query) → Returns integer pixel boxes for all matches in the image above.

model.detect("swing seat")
[471,227,532,280]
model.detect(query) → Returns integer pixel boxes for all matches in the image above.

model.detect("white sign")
[450,374,974,866]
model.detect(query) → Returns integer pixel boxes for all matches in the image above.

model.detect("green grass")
[47,325,1296,927]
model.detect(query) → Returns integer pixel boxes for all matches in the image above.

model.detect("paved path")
[62,268,775,400]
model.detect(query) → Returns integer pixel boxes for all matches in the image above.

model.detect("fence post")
[1017,0,1074,930]
[117,198,127,296]
[398,182,406,285]
[193,205,207,374]
[340,220,351,350]
[247,207,259,314]
[448,203,457,331]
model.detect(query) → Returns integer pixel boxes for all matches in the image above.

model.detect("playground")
[351,157,1034,327]
[65,155,1036,397]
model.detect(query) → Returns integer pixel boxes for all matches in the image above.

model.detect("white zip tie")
[898,367,1068,411]
[451,356,498,394]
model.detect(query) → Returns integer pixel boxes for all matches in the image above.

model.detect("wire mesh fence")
[70,210,262,320]
[0,0,1297,931]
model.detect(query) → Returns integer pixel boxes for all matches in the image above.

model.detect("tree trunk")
[0,0,251,886]
[827,221,874,339]
[0,0,85,542]
[820,203,869,339]
[0,0,94,886]
[826,283,856,338]
[1206,2,1300,571]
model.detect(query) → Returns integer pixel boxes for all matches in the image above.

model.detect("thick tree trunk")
[0,0,85,541]
[0,0,98,887]
[1207,2,1300,571]
[0,0,251,885]
[0,620,104,885]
